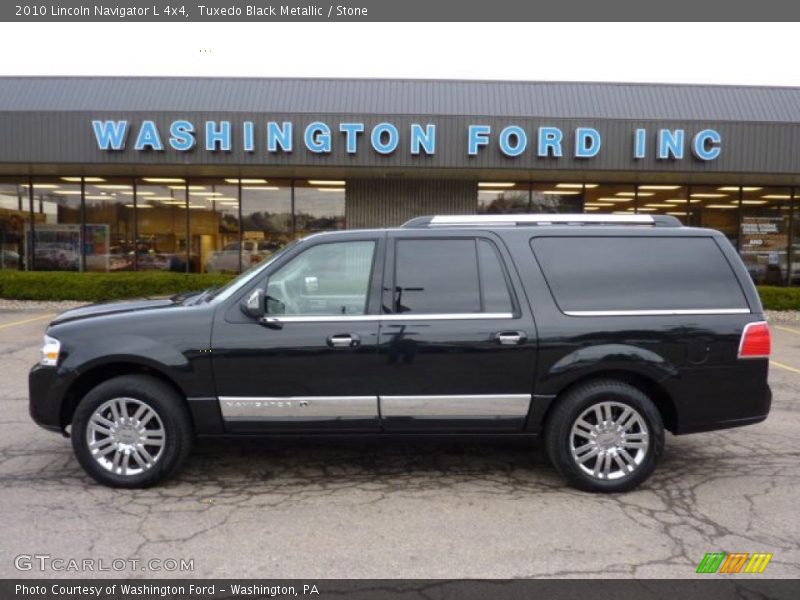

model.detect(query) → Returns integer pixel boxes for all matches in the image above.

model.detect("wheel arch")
[60,361,192,432]
[540,369,678,434]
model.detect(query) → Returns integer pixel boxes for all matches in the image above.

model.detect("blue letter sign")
[92,120,128,150]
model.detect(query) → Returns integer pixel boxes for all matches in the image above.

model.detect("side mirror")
[240,288,265,319]
[303,276,319,294]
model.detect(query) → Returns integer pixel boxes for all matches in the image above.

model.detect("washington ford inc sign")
[91,119,722,161]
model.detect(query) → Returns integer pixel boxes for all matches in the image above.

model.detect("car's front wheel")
[544,379,665,493]
[71,375,193,488]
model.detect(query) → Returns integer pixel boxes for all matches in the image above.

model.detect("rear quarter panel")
[501,227,770,434]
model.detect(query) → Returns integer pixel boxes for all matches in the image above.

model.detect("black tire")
[544,379,665,493]
[71,375,193,488]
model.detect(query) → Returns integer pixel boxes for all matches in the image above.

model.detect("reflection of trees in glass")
[531,194,582,214]
[480,193,530,214]
[294,211,343,231]
[220,214,239,233]
[242,211,292,233]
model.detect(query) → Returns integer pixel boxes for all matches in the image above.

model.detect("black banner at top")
[4,0,800,21]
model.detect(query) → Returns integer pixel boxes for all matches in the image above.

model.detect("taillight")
[738,321,771,359]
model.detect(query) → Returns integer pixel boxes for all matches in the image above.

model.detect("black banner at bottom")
[2,579,799,600]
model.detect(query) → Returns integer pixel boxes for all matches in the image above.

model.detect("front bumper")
[29,364,70,433]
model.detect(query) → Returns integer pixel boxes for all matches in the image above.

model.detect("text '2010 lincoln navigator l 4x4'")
[29,214,772,493]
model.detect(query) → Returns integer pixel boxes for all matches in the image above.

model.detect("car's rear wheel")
[71,375,193,488]
[544,379,664,493]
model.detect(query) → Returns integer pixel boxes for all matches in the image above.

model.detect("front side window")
[265,240,376,316]
[393,238,513,314]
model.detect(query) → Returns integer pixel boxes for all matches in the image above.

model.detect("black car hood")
[50,298,178,326]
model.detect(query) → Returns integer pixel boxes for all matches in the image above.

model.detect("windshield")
[206,240,300,303]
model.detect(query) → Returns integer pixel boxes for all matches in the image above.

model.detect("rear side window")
[530,236,748,312]
[393,238,513,314]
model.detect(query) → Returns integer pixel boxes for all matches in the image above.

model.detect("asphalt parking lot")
[0,304,799,579]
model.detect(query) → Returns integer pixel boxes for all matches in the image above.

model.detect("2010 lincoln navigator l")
[29,214,772,492]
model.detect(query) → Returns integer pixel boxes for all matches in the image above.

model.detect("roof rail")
[401,214,682,228]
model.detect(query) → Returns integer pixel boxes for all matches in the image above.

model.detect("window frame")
[384,233,519,317]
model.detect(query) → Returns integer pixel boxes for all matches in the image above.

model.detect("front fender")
[30,336,199,434]
[62,333,190,370]
[55,333,206,399]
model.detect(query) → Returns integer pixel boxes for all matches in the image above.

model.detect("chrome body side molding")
[563,308,751,317]
[380,394,532,418]
[219,396,378,420]
[259,313,514,323]
[218,394,533,421]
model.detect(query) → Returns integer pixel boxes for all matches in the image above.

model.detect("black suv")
[29,214,772,492]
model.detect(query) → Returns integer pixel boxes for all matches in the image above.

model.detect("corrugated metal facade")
[347,179,476,228]
[3,77,800,122]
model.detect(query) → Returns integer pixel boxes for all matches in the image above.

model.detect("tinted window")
[393,238,514,314]
[478,240,514,313]
[395,239,480,314]
[531,236,748,312]
[266,240,375,316]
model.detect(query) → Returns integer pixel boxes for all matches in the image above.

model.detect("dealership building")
[0,76,798,284]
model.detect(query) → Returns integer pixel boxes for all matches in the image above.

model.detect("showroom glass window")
[294,179,345,235]
[188,179,240,274]
[239,178,292,274]
[739,186,792,285]
[689,185,740,249]
[0,178,28,270]
[583,183,635,214]
[531,182,583,213]
[30,178,82,271]
[636,184,688,223]
[135,178,188,272]
[478,182,530,213]
[82,177,135,272]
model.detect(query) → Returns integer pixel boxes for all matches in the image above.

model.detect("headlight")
[40,335,61,366]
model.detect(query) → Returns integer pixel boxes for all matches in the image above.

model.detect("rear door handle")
[327,333,361,348]
[494,331,527,346]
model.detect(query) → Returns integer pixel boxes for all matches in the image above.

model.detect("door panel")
[211,235,384,433]
[376,232,537,432]
[376,317,535,431]
[212,318,381,433]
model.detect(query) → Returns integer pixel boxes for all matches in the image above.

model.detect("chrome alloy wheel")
[85,397,166,476]
[569,401,650,481]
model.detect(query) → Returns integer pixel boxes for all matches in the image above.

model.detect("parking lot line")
[774,324,800,336]
[771,360,800,376]
[0,313,54,330]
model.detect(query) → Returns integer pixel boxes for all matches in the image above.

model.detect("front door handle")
[494,331,527,346]
[327,333,361,348]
